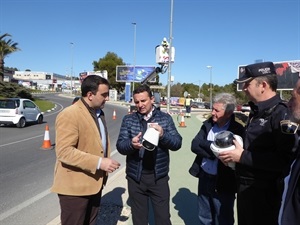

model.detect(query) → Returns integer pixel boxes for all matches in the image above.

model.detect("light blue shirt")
[201,121,230,175]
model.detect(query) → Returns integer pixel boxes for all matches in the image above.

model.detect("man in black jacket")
[219,62,295,225]
[116,85,182,225]
[189,93,244,225]
[278,78,300,225]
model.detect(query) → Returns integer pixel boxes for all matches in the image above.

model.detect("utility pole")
[167,0,174,113]
[207,65,213,109]
[132,22,136,102]
[70,42,74,96]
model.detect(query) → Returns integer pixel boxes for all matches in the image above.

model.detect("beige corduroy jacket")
[51,100,110,196]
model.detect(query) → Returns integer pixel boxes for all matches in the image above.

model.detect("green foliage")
[93,52,126,93]
[34,99,55,112]
[170,83,184,97]
[0,33,21,81]
[169,81,253,103]
[0,81,55,112]
[0,81,33,99]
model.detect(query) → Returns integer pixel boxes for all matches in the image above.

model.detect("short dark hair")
[133,85,153,98]
[255,74,278,91]
[81,75,109,96]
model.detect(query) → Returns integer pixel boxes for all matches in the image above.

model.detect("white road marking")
[0,189,51,221]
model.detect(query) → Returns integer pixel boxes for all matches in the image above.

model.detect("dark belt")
[142,169,154,174]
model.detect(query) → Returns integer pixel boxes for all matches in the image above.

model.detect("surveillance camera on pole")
[155,37,175,74]
[141,38,175,85]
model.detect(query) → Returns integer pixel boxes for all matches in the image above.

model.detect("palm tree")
[0,33,20,81]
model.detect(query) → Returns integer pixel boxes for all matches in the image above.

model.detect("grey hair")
[213,93,236,113]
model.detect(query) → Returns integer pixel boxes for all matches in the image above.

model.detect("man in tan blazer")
[51,75,120,225]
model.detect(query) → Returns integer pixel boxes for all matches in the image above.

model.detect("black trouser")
[127,173,171,225]
[237,179,281,225]
[58,190,102,225]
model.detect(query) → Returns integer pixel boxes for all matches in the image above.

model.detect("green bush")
[0,81,33,100]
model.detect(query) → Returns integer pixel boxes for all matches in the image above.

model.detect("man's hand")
[149,123,164,138]
[218,139,244,165]
[100,158,120,173]
[131,132,143,149]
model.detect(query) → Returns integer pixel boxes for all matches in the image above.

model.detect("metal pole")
[132,22,136,103]
[70,42,74,96]
[167,0,174,113]
[199,80,201,101]
[207,66,213,109]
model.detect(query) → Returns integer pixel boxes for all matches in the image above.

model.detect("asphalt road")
[0,94,129,225]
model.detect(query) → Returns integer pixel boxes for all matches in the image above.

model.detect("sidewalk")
[47,112,218,225]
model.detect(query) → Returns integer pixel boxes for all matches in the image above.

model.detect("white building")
[12,71,76,91]
[13,71,59,80]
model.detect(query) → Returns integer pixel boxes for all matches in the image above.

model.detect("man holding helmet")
[189,92,244,225]
[219,62,295,225]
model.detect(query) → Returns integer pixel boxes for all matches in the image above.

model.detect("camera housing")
[142,127,160,151]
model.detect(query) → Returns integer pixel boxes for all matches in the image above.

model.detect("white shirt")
[96,109,107,169]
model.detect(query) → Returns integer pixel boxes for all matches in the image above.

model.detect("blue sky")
[1,0,299,87]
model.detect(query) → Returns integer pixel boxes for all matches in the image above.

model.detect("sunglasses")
[280,120,299,134]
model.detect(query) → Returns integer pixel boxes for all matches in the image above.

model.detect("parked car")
[118,93,125,101]
[191,102,205,109]
[236,104,242,111]
[0,98,43,128]
[203,102,211,109]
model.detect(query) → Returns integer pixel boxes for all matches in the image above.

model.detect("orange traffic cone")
[112,109,117,120]
[179,113,187,128]
[40,124,53,150]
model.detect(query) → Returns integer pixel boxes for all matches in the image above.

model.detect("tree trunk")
[0,58,4,82]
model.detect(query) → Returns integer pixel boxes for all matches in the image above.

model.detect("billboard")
[116,65,156,82]
[79,70,108,83]
[237,60,300,91]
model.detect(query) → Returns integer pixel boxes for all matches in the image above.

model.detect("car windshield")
[0,100,17,109]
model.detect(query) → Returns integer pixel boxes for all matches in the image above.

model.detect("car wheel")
[37,115,43,124]
[16,117,26,128]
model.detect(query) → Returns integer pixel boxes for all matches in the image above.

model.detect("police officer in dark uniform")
[219,62,295,225]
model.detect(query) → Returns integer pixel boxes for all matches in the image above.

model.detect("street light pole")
[70,42,74,96]
[198,80,201,101]
[206,65,213,109]
[132,22,136,103]
[167,0,174,113]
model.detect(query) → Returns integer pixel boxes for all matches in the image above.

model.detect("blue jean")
[197,169,235,225]
[186,106,191,113]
